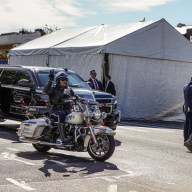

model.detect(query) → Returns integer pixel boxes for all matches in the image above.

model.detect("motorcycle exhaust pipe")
[19,137,62,146]
[19,137,39,143]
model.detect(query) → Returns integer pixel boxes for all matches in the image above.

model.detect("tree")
[42,24,60,34]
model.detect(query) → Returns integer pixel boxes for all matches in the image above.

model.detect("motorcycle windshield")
[36,69,91,90]
[73,89,96,102]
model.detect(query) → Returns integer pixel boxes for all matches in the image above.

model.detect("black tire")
[88,135,115,161]
[32,143,51,152]
[187,147,192,152]
[184,142,192,152]
[1,89,11,114]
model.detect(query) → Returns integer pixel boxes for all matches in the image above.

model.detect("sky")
[0,0,191,34]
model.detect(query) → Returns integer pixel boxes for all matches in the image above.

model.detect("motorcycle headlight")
[93,109,101,120]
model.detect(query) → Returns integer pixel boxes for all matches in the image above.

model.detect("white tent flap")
[49,54,103,81]
[109,54,192,120]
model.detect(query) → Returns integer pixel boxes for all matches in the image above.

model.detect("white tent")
[9,18,192,121]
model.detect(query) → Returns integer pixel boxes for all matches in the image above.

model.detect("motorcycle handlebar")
[62,95,98,105]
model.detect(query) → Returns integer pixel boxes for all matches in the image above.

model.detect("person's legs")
[184,112,192,150]
[184,113,190,142]
[188,112,192,137]
[51,109,66,141]
[52,109,67,123]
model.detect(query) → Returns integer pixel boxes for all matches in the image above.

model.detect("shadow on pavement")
[16,151,119,177]
[115,139,121,147]
[119,120,184,130]
[0,126,19,142]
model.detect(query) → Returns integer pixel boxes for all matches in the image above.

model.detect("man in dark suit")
[104,75,116,96]
[183,77,192,151]
[87,70,103,91]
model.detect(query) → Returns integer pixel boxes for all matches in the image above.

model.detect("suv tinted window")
[36,70,91,90]
[15,71,32,86]
[36,69,62,86]
[19,71,31,81]
[1,70,17,85]
[67,72,91,89]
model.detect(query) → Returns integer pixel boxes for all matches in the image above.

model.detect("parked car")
[0,66,120,130]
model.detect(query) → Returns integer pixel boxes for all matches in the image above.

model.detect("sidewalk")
[120,119,184,129]
[0,118,21,129]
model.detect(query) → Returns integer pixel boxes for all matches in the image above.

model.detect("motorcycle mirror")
[50,69,54,74]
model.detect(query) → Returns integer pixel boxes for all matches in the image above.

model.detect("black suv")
[0,66,120,130]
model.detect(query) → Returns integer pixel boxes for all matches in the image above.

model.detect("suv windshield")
[36,69,91,90]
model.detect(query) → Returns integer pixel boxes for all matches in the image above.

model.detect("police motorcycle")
[17,89,116,161]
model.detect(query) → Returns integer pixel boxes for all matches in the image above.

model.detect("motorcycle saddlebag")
[17,118,48,138]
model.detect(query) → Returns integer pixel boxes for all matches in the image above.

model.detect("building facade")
[0,29,43,64]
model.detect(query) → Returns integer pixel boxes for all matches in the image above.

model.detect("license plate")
[28,107,38,112]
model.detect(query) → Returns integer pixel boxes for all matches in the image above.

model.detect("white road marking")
[117,147,190,164]
[117,148,128,151]
[167,182,176,185]
[118,127,149,133]
[21,143,32,146]
[6,147,19,151]
[101,177,116,182]
[108,184,117,192]
[48,160,67,166]
[31,174,164,192]
[120,177,166,192]
[0,138,12,143]
[1,152,35,165]
[6,178,35,191]
[114,173,135,178]
[14,158,35,165]
[142,128,175,133]
[115,130,124,133]
[84,172,111,178]
[1,152,15,160]
[118,125,181,133]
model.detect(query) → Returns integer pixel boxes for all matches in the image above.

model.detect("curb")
[0,119,21,129]
[119,120,184,129]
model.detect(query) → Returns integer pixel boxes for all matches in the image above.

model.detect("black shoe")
[184,141,192,152]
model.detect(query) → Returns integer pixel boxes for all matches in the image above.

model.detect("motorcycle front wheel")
[32,144,51,152]
[88,135,115,161]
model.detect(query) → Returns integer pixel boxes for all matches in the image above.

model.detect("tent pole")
[46,53,50,67]
[102,53,105,85]
[102,53,109,85]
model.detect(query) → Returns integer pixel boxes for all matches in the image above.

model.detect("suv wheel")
[1,89,11,114]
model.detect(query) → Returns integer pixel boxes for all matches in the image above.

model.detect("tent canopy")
[8,18,192,121]
[10,18,192,63]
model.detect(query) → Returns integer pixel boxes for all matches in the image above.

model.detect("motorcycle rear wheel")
[32,144,51,152]
[88,135,115,161]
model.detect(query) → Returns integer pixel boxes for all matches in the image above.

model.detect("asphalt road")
[0,120,191,192]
